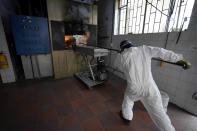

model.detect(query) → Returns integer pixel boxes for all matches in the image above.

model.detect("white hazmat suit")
[116,45,183,131]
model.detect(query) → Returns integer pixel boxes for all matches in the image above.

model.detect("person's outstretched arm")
[144,45,183,62]
[144,45,191,69]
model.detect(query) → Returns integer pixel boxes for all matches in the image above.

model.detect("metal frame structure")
[74,45,109,89]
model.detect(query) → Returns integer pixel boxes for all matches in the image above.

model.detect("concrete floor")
[0,75,197,131]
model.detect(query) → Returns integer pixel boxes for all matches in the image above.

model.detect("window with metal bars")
[114,0,195,35]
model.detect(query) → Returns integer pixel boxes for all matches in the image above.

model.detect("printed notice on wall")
[11,15,51,55]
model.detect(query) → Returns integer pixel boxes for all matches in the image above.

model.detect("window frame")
[116,0,194,35]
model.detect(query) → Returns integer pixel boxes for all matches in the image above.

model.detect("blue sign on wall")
[11,15,51,55]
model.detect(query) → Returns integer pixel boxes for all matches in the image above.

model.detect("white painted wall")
[0,17,16,83]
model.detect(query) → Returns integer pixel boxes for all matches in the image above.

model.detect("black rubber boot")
[119,110,131,125]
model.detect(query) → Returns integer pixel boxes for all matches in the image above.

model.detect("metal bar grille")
[117,0,195,35]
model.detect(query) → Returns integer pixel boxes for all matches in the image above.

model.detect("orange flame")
[64,35,73,42]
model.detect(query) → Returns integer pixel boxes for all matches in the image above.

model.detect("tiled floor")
[0,75,197,131]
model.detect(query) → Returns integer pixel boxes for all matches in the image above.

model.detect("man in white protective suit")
[115,40,191,131]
